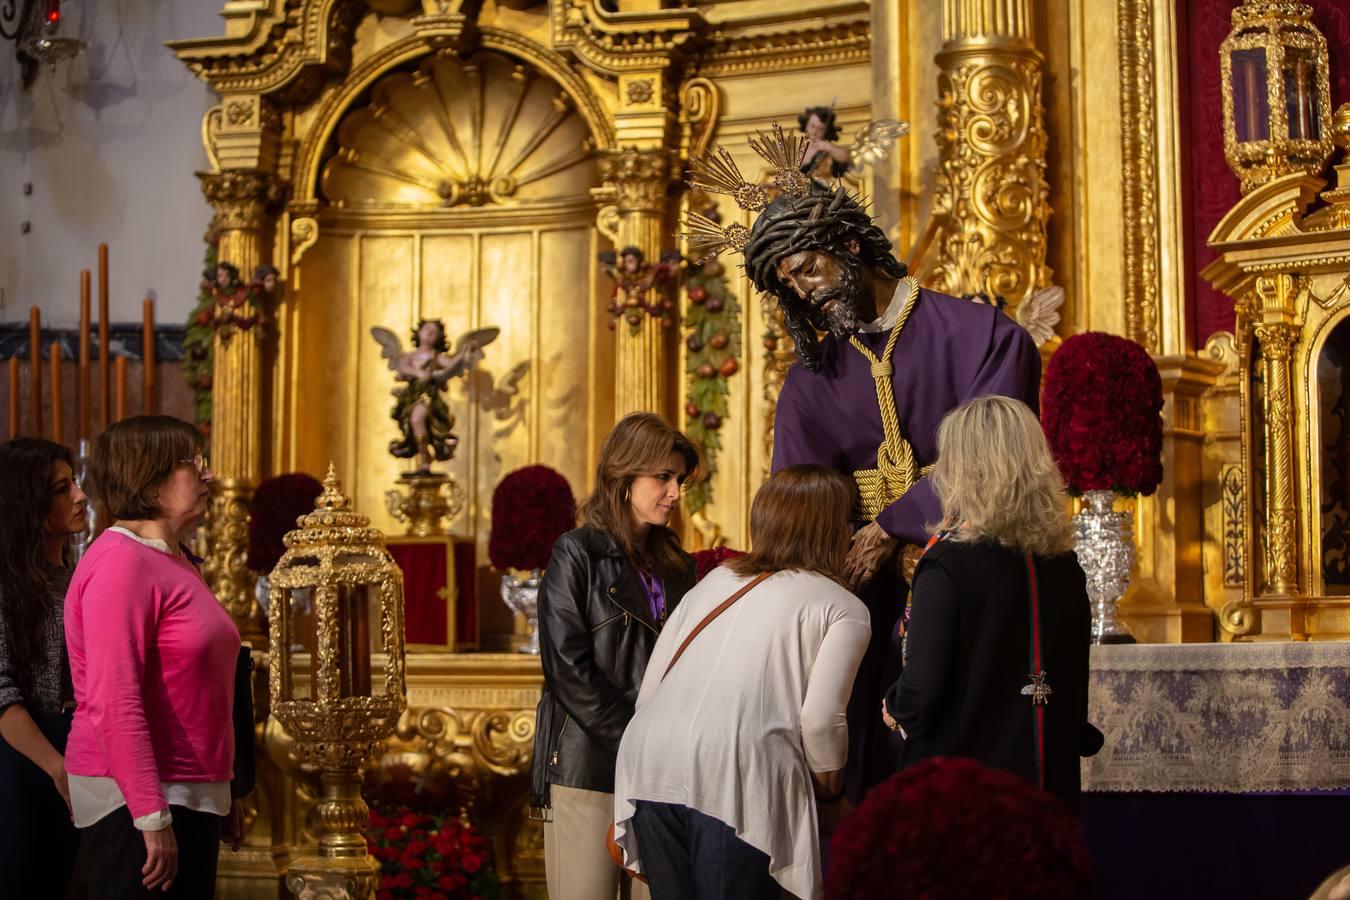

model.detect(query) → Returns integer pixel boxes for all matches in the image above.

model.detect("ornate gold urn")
[1220,0,1334,194]
[268,464,407,899]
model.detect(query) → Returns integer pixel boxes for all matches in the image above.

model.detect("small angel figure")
[204,261,278,345]
[798,105,911,185]
[964,286,1063,348]
[599,245,679,334]
[371,320,500,472]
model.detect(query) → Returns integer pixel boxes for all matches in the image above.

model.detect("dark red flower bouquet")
[488,466,576,572]
[365,806,503,900]
[1041,332,1163,496]
[692,546,745,582]
[825,758,1093,900]
[247,473,324,573]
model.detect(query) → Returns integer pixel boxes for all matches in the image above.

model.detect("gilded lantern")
[268,463,407,768]
[1220,0,1334,194]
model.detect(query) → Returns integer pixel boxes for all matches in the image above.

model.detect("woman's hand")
[881,699,904,738]
[44,757,71,816]
[221,798,246,851]
[142,825,179,891]
[846,523,896,591]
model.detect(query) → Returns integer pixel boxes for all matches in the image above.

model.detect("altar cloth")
[1083,641,1350,793]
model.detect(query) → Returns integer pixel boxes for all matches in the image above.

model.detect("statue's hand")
[845,522,896,592]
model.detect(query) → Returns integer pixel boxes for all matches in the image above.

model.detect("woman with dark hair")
[613,465,870,900]
[66,415,243,899]
[0,438,88,897]
[532,412,698,900]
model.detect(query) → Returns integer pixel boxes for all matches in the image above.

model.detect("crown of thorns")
[681,123,814,263]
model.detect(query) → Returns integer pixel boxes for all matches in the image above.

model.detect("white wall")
[0,0,223,327]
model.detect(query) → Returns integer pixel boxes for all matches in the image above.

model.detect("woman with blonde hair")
[882,395,1098,812]
[613,464,870,900]
[532,412,698,899]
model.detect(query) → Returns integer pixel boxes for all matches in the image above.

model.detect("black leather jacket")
[530,526,695,802]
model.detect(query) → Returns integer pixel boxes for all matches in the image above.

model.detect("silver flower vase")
[501,570,543,654]
[1073,490,1137,644]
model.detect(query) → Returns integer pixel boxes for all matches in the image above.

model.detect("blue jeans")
[632,801,781,900]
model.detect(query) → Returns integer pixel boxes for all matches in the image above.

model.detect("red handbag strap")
[661,571,772,682]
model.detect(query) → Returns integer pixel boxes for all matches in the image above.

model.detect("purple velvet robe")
[771,288,1042,541]
[770,287,1041,796]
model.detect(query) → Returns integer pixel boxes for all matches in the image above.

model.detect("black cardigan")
[886,538,1099,812]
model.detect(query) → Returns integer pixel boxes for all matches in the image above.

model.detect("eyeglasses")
[180,454,211,475]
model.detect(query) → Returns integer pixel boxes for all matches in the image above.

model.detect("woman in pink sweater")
[65,416,242,899]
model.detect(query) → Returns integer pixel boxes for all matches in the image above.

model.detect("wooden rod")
[49,342,63,444]
[98,243,110,431]
[79,270,91,442]
[114,356,127,423]
[142,297,156,414]
[28,306,42,437]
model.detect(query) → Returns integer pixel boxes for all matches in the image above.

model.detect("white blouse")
[613,567,870,900]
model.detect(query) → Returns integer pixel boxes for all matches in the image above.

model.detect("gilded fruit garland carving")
[1118,0,1161,352]
[925,53,1051,312]
[1222,464,1247,588]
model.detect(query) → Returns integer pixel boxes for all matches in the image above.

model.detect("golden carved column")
[599,147,671,418]
[199,168,283,644]
[1253,320,1300,597]
[925,0,1051,313]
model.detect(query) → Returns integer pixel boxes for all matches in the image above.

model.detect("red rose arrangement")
[825,758,1093,900]
[247,473,324,574]
[365,806,503,900]
[488,466,576,572]
[692,546,745,582]
[1041,331,1164,496]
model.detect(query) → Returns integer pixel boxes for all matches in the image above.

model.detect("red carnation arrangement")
[693,546,744,582]
[365,806,503,900]
[825,758,1093,900]
[488,466,576,572]
[247,473,324,573]
[1041,332,1163,496]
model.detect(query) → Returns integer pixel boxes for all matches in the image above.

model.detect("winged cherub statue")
[371,320,500,471]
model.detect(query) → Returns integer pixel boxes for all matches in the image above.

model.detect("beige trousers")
[544,784,650,900]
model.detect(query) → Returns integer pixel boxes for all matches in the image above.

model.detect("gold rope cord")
[849,276,931,521]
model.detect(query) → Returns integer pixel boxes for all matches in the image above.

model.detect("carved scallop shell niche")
[321,50,598,210]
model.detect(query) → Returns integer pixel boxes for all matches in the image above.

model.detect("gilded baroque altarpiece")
[167,0,1298,895]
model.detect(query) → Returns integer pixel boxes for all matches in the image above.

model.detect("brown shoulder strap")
[661,571,772,682]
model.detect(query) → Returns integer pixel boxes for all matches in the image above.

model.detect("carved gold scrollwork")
[204,479,263,640]
[290,216,319,270]
[679,77,721,163]
[393,705,536,782]
[926,46,1051,312]
[202,105,224,171]
[199,169,287,232]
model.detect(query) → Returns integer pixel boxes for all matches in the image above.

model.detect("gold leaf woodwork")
[321,51,597,209]
[1118,0,1161,352]
[925,46,1051,312]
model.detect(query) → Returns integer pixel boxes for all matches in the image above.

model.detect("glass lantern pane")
[1231,47,1269,143]
[336,583,374,698]
[1282,46,1321,140]
[285,586,317,701]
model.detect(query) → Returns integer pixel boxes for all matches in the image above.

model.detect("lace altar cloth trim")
[1083,642,1350,793]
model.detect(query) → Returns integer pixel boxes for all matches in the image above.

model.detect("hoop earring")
[623,487,630,503]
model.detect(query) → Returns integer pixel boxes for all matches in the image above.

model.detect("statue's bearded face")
[774,247,866,337]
